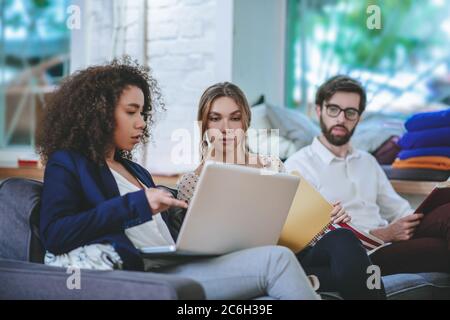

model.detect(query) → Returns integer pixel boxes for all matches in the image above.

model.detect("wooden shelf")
[0,166,44,181]
[0,166,180,188]
[0,166,437,196]
[390,180,437,196]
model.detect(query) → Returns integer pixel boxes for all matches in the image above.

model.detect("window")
[286,0,450,114]
[0,0,71,149]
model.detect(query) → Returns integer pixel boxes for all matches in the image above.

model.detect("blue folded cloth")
[398,147,450,160]
[398,126,450,150]
[405,108,450,132]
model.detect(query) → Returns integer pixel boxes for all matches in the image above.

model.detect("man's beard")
[319,116,356,146]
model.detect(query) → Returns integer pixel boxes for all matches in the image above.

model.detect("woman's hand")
[330,201,351,224]
[145,188,188,215]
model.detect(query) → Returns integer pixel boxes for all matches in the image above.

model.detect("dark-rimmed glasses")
[324,104,360,121]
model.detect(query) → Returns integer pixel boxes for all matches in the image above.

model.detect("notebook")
[414,181,450,215]
[278,172,386,254]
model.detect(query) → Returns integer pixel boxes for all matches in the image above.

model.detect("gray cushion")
[382,165,450,182]
[265,104,320,150]
[384,272,450,300]
[320,273,450,300]
[248,104,298,159]
[0,258,205,300]
[351,113,406,153]
[0,178,44,262]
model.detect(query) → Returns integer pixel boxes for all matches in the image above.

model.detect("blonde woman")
[177,82,284,202]
[177,82,386,300]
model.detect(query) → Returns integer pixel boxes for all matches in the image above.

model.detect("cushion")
[264,107,406,155]
[248,104,298,159]
[384,272,450,300]
[319,273,450,300]
[372,136,401,165]
[249,104,273,129]
[405,108,450,132]
[382,165,450,181]
[265,104,320,150]
[392,157,450,171]
[0,178,45,262]
[0,258,205,299]
[398,127,450,150]
[398,147,450,160]
[352,113,405,153]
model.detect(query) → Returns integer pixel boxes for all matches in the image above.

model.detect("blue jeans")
[296,229,386,300]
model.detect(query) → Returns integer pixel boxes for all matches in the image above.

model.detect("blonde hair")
[197,82,252,162]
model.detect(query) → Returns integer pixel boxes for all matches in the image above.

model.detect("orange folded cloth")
[392,156,450,170]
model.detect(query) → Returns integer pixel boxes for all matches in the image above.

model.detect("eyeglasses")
[324,104,360,121]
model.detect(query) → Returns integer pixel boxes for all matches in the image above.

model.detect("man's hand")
[330,201,351,224]
[370,213,424,242]
[145,188,188,215]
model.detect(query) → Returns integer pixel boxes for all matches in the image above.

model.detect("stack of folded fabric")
[393,108,450,171]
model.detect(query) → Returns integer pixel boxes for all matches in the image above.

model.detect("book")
[310,221,387,255]
[278,172,385,254]
[18,159,40,167]
[414,181,450,215]
[17,153,42,168]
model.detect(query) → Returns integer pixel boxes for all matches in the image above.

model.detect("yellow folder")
[278,171,332,253]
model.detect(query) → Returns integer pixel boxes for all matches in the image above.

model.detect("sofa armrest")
[0,259,205,300]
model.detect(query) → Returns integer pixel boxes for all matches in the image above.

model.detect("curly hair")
[36,56,165,165]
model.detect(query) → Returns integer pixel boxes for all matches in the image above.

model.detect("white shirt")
[109,168,175,248]
[284,137,413,233]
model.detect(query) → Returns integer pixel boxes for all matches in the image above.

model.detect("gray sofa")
[0,178,448,300]
[0,178,205,300]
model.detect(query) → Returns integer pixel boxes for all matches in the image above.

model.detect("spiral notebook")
[278,172,386,254]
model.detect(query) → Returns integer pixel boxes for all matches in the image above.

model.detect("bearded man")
[285,75,449,275]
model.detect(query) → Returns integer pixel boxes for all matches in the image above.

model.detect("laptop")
[140,161,300,256]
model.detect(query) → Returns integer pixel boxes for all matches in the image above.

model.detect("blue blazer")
[40,150,157,270]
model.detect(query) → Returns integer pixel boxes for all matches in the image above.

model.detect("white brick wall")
[144,0,231,175]
[71,0,234,175]
[143,0,286,175]
[71,0,146,71]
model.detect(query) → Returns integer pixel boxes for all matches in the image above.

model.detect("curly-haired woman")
[36,57,319,300]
